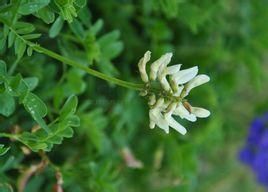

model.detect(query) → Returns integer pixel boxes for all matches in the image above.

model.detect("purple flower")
[239,113,268,188]
[247,118,265,145]
[239,145,255,166]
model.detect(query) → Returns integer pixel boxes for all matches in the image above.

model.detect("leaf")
[19,0,50,15]
[24,77,39,91]
[69,18,85,39]
[0,145,10,156]
[23,92,50,133]
[0,60,7,76]
[90,19,103,35]
[60,95,78,120]
[36,6,55,24]
[27,46,33,56]
[98,30,123,59]
[0,91,16,117]
[49,16,64,38]
[14,38,26,59]
[8,32,15,48]
[22,33,41,40]
[5,74,28,97]
[74,0,87,8]
[15,22,35,34]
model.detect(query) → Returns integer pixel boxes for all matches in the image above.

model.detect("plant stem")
[0,133,19,140]
[30,44,144,90]
[0,17,144,90]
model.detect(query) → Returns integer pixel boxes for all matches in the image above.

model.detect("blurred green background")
[1,0,268,191]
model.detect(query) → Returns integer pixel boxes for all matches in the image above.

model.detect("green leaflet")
[0,61,50,132]
[49,16,64,38]
[19,95,80,152]
[0,92,15,117]
[0,145,10,156]
[19,0,50,15]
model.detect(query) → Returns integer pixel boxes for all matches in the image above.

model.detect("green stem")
[30,44,144,90]
[0,133,20,140]
[8,57,20,75]
[0,17,144,91]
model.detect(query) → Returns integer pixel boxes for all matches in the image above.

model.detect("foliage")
[0,0,268,191]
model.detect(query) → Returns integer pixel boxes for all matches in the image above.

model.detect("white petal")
[159,77,171,91]
[190,107,211,118]
[149,120,156,129]
[166,116,187,135]
[183,74,210,97]
[172,66,198,85]
[149,109,169,133]
[148,94,156,106]
[150,53,172,80]
[173,103,197,122]
[138,51,151,82]
[167,64,182,74]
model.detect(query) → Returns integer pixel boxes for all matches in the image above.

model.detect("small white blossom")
[137,51,211,135]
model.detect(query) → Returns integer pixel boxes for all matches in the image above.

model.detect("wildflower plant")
[0,0,267,191]
[138,51,210,134]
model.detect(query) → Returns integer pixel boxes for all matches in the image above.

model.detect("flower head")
[138,51,210,135]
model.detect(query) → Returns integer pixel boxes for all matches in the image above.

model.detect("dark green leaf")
[0,91,15,117]
[0,60,7,75]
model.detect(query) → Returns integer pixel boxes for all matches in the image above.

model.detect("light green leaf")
[22,33,41,40]
[23,92,50,133]
[69,19,85,39]
[37,6,55,24]
[74,0,87,8]
[15,22,35,34]
[19,0,50,15]
[0,144,10,156]
[24,77,39,91]
[14,38,26,59]
[90,19,103,35]
[8,32,15,48]
[60,95,78,120]
[49,16,64,38]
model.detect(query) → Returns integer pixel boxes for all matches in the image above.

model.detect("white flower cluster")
[138,51,210,135]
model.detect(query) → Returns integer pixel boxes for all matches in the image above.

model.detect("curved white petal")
[166,116,187,135]
[172,66,198,85]
[138,51,151,82]
[167,64,182,74]
[183,74,210,97]
[149,109,169,133]
[190,107,211,118]
[150,53,172,80]
[173,103,197,122]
